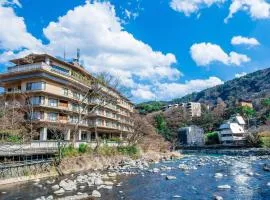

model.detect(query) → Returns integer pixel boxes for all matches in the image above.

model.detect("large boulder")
[166,176,177,180]
[92,190,101,198]
[59,180,77,191]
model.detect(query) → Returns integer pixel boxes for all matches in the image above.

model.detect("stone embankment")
[179,148,270,156]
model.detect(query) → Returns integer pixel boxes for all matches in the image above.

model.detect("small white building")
[218,115,247,145]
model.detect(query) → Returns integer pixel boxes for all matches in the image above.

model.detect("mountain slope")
[171,67,270,106]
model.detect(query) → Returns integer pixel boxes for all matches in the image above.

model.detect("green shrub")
[6,135,21,144]
[62,145,79,157]
[78,143,88,153]
[96,145,118,157]
[117,145,139,158]
[205,132,220,145]
[261,137,270,148]
[108,137,121,143]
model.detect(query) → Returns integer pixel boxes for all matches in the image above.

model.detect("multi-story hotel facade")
[0,54,134,144]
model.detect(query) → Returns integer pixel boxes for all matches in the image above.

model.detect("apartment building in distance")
[162,102,202,118]
[0,54,134,145]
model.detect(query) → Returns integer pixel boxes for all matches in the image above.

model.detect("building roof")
[9,53,133,104]
[235,115,246,125]
[219,122,245,133]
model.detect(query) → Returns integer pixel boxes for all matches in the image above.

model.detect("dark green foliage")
[117,145,138,156]
[205,132,220,145]
[78,143,88,153]
[262,98,270,107]
[6,135,21,143]
[136,101,166,114]
[154,114,172,141]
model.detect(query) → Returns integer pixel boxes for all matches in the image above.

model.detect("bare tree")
[69,72,123,150]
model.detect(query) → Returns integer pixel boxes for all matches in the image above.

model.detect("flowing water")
[0,154,269,200]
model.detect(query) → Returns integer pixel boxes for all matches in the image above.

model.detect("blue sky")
[1,0,270,102]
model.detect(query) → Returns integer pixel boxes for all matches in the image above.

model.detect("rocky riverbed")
[0,154,269,200]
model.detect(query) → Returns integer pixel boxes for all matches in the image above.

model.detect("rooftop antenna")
[63,47,66,61]
[77,48,80,63]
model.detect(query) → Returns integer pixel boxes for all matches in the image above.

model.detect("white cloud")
[170,0,225,16]
[235,72,247,78]
[231,36,260,46]
[225,0,270,23]
[131,76,224,101]
[155,76,224,100]
[131,85,156,100]
[42,1,180,86]
[190,42,250,66]
[0,1,181,88]
[0,1,42,51]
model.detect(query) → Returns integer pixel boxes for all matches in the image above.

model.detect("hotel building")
[0,54,134,144]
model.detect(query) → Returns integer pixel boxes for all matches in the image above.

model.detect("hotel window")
[48,112,57,121]
[51,65,70,75]
[48,98,58,107]
[72,103,79,112]
[26,82,46,91]
[30,96,45,105]
[69,116,78,123]
[81,131,88,141]
[73,91,80,99]
[32,111,44,120]
[63,88,68,96]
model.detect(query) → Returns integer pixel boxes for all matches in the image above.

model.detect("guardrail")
[0,141,128,156]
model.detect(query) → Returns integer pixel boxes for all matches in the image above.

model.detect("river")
[0,154,269,200]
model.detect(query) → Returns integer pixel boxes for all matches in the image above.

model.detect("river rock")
[213,195,223,200]
[153,168,160,173]
[166,176,177,180]
[54,188,65,195]
[46,180,55,185]
[178,164,189,171]
[94,178,103,185]
[92,190,101,198]
[46,195,53,200]
[218,185,231,190]
[104,181,114,185]
[263,164,270,172]
[51,185,60,190]
[214,173,223,178]
[59,180,77,191]
[108,172,117,177]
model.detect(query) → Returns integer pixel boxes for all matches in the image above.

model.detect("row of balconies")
[33,111,133,132]
[6,62,134,112]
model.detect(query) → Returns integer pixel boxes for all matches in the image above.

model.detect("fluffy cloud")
[42,1,180,86]
[235,72,247,78]
[131,76,224,101]
[225,0,270,23]
[170,0,225,16]
[170,0,270,23]
[0,1,180,87]
[131,85,156,100]
[0,1,42,51]
[156,76,223,100]
[231,36,260,46]
[190,42,250,66]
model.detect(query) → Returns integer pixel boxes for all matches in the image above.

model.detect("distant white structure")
[218,114,247,145]
[186,102,201,118]
[162,102,201,118]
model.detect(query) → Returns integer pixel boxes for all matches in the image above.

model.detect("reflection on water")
[0,154,269,200]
